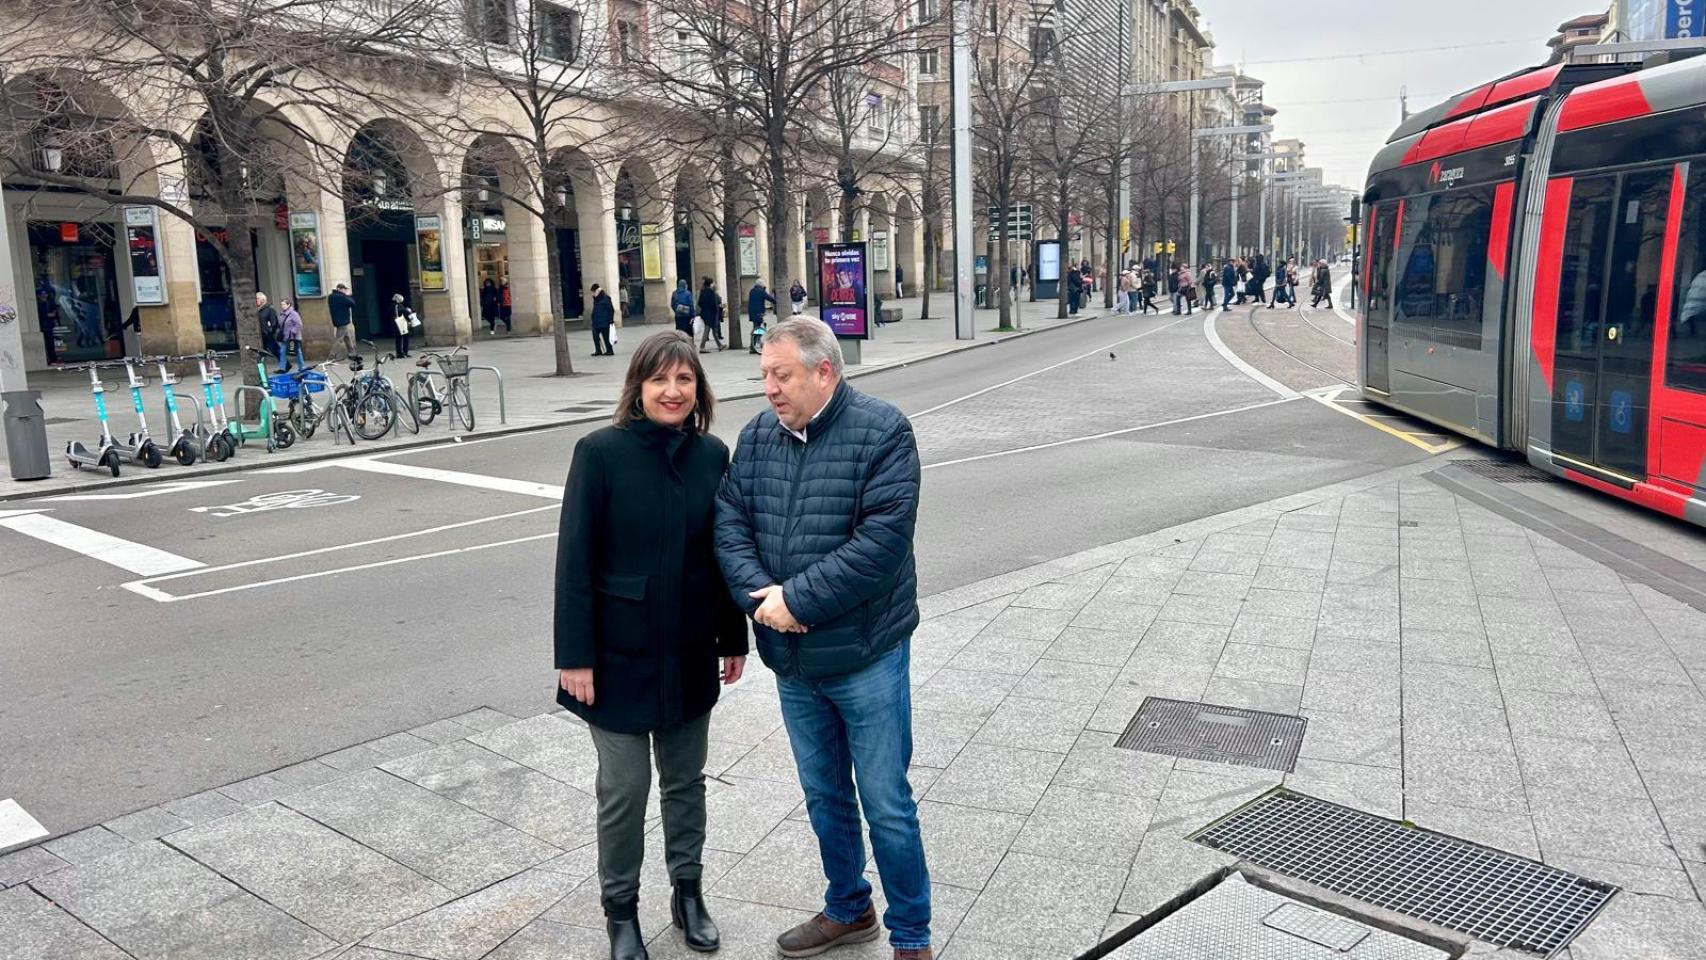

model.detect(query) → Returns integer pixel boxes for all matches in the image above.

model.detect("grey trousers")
[587,712,711,909]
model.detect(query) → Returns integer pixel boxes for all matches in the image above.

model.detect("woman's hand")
[721,656,746,685]
[560,668,595,706]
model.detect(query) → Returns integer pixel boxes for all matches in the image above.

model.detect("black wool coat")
[554,419,749,733]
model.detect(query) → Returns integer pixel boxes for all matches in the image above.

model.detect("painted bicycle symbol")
[190,489,360,517]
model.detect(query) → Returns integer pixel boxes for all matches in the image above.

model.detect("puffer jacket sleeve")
[783,416,920,627]
[714,422,773,615]
[712,442,753,657]
[554,435,604,669]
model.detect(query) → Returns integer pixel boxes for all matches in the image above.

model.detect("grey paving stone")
[1214,643,1309,686]
[1649,792,1706,865]
[1276,511,1339,534]
[1484,619,1579,658]
[363,869,578,960]
[281,769,558,894]
[1011,785,1151,866]
[642,897,873,960]
[1513,736,1649,799]
[1296,710,1401,769]
[1471,569,1554,599]
[1096,576,1177,607]
[102,806,191,843]
[702,776,803,855]
[381,741,599,851]
[1200,678,1304,715]
[912,667,1018,717]
[42,826,130,865]
[1310,638,1401,676]
[1170,570,1254,598]
[1478,595,1567,626]
[161,789,243,826]
[1598,677,1706,729]
[1285,764,1403,819]
[715,818,870,913]
[914,612,991,646]
[915,800,1026,890]
[1070,598,1163,635]
[32,840,333,960]
[927,745,1063,815]
[361,733,439,761]
[272,760,349,790]
[469,713,601,793]
[1322,581,1402,612]
[318,743,395,774]
[1491,653,1600,697]
[1502,689,1619,743]
[543,830,741,935]
[1227,613,1316,650]
[1136,618,1230,661]
[958,852,1126,956]
[1399,602,1485,637]
[1404,800,1540,859]
[1046,625,1143,666]
[1301,670,1401,718]
[1326,559,1399,587]
[1403,661,1504,705]
[1327,541,1398,567]
[1250,564,1327,594]
[1566,882,1706,960]
[169,803,452,942]
[1579,641,1695,687]
[983,605,1076,641]
[942,633,1052,676]
[1623,726,1706,783]
[1399,558,1474,584]
[1185,549,1262,576]
[723,730,798,784]
[1145,769,1276,838]
[1155,539,1204,558]
[1530,790,1680,868]
[706,693,786,748]
[446,708,519,732]
[1012,579,1103,611]
[1545,855,1697,901]
[973,696,1094,754]
[1155,593,1245,626]
[1202,531,1274,554]
[406,718,479,746]
[1018,658,1116,704]
[1114,555,1191,584]
[1052,731,1174,800]
[0,844,67,889]
[0,885,131,960]
[482,916,612,960]
[219,773,294,806]
[1403,742,1527,814]
[1115,831,1235,917]
[910,707,987,768]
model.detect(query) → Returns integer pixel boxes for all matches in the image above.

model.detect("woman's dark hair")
[614,330,715,432]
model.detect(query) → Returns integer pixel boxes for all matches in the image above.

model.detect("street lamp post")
[1188,124,1271,267]
[948,0,975,340]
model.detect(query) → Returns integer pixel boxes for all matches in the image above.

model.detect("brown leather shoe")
[894,949,934,960]
[776,906,880,957]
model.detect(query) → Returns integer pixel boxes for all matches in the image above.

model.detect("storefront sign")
[1669,0,1704,37]
[123,206,167,305]
[480,215,506,235]
[872,231,890,271]
[288,211,323,298]
[415,214,446,291]
[817,242,871,340]
[59,222,79,243]
[642,224,664,280]
[738,224,759,277]
[1037,240,1062,282]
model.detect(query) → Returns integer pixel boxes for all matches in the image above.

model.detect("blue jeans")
[276,338,304,371]
[776,642,930,950]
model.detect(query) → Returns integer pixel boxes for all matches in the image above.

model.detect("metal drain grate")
[1449,458,1556,483]
[1114,697,1307,773]
[1191,790,1618,957]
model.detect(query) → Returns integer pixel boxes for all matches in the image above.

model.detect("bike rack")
[467,364,506,424]
[230,385,270,426]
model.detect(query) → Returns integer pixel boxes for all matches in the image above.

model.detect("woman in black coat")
[695,277,724,351]
[555,330,748,960]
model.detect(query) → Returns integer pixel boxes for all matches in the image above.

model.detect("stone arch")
[868,192,894,298]
[460,132,546,333]
[894,191,920,300]
[612,157,670,324]
[341,118,454,343]
[544,144,612,325]
[672,164,723,305]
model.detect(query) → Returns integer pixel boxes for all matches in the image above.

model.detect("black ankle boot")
[671,878,720,952]
[605,899,648,960]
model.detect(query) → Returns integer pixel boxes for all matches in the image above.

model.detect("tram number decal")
[191,489,361,517]
[1565,381,1586,422]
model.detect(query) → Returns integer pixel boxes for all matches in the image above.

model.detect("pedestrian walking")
[789,279,808,316]
[1009,263,1019,298]
[1173,263,1195,315]
[715,317,933,960]
[1200,264,1217,310]
[1311,260,1334,308]
[672,278,696,336]
[480,278,500,333]
[276,298,305,372]
[1119,266,1138,314]
[1066,265,1083,315]
[257,292,279,359]
[390,292,417,358]
[1139,269,1159,313]
[556,331,749,960]
[894,264,905,298]
[329,283,358,358]
[1286,258,1301,309]
[1221,260,1237,310]
[590,283,616,356]
[696,277,725,352]
[499,281,513,331]
[747,280,777,354]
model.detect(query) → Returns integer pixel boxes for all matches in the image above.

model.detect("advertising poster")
[642,224,663,280]
[123,206,167,305]
[288,211,323,298]
[817,242,870,340]
[1038,240,1062,282]
[415,215,446,291]
[738,224,759,277]
[872,231,890,271]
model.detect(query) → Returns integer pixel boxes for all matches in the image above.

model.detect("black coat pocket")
[596,572,650,655]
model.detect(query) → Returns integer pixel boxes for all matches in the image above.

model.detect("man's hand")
[722,656,746,685]
[749,585,806,633]
[559,668,595,706]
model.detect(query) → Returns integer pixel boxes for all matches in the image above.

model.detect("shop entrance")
[556,228,583,319]
[194,228,262,352]
[351,236,412,340]
[29,221,122,365]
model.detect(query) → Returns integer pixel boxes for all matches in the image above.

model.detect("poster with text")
[1038,240,1062,282]
[817,242,870,339]
[738,227,759,277]
[642,225,663,280]
[415,215,446,290]
[123,206,167,305]
[288,211,324,298]
[872,231,890,271]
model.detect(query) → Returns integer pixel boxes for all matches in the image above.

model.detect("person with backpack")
[1200,264,1217,311]
[329,282,357,358]
[1173,263,1195,315]
[671,278,696,336]
[696,277,725,352]
[1221,260,1237,310]
[276,297,305,372]
[1139,269,1159,314]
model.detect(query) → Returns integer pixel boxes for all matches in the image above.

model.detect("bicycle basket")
[266,371,327,399]
[436,354,470,378]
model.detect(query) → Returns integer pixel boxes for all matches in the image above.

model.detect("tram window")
[1668,165,1706,394]
[1600,169,1671,358]
[1556,176,1616,361]
[1391,186,1494,349]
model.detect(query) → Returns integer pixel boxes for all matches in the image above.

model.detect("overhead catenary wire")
[1240,37,1544,67]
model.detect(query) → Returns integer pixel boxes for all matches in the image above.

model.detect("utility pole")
[949,0,976,340]
[1399,84,1410,123]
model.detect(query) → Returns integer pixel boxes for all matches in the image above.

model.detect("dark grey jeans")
[587,712,711,910]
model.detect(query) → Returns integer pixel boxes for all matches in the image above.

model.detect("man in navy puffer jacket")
[716,317,933,960]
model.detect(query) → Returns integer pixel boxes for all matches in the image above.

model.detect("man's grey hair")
[766,317,844,376]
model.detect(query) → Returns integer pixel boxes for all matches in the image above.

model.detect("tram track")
[1242,304,1351,384]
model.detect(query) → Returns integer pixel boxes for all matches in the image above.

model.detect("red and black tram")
[1361,53,1706,525]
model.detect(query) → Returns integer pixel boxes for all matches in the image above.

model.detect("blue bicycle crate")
[268,371,327,399]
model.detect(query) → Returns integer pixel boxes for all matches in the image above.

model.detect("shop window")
[1392,184,1495,350]
[538,2,581,62]
[1668,165,1706,394]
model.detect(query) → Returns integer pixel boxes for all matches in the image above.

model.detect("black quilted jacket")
[715,380,921,680]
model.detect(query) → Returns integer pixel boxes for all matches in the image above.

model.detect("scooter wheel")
[101,450,121,476]
[174,443,196,467]
[142,442,163,469]
[273,422,296,450]
[211,436,232,462]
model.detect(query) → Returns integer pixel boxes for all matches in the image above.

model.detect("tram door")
[1551,169,1671,480]
[1363,203,1399,393]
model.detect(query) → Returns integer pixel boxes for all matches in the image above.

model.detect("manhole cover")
[1449,458,1556,483]
[1114,698,1307,773]
[1190,790,1618,957]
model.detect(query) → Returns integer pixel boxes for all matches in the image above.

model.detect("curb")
[0,307,1109,503]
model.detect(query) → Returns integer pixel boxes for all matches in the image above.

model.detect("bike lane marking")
[0,509,205,577]
[0,798,48,851]
[331,459,563,499]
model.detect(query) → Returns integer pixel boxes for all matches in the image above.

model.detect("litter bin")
[3,390,51,481]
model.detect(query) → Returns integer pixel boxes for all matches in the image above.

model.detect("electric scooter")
[114,358,163,468]
[195,352,234,462]
[226,347,294,451]
[64,362,123,476]
[152,356,200,465]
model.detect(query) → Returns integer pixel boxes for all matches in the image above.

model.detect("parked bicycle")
[407,347,475,431]
[347,341,417,440]
[281,360,357,445]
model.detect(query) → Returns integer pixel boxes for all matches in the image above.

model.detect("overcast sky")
[1196,0,1596,187]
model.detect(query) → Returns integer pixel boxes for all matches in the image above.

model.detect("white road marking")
[0,799,48,850]
[0,511,204,576]
[44,479,244,501]
[120,504,558,602]
[1201,308,1301,400]
[923,396,1300,470]
[911,311,1198,418]
[1332,273,1358,327]
[125,532,559,602]
[332,459,563,499]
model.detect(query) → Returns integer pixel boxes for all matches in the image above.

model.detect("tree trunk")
[543,221,576,375]
[920,219,935,319]
[1103,172,1118,310]
[223,223,266,417]
[765,143,791,320]
[720,145,745,351]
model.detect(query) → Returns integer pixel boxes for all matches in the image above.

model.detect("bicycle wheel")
[449,378,475,431]
[392,386,421,435]
[291,393,319,440]
[326,399,356,445]
[409,375,439,425]
[353,388,394,440]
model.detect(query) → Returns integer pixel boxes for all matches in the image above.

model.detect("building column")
[579,168,621,326]
[787,198,808,293]
[140,183,209,359]
[508,203,551,334]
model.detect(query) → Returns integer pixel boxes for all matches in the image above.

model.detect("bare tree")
[1027,81,1121,319]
